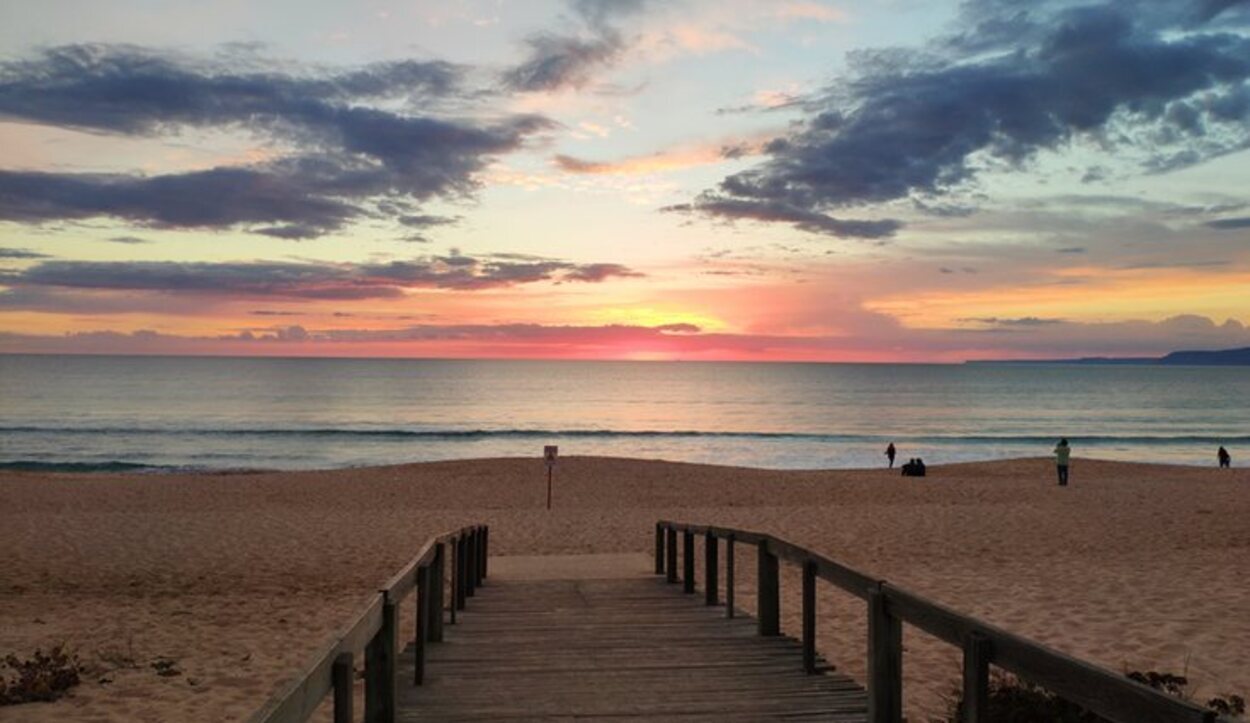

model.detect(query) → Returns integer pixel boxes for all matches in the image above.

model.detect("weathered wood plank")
[397,575,867,722]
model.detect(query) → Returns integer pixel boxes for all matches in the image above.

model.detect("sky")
[1,0,1249,362]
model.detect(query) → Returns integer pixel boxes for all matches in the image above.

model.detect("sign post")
[543,445,558,510]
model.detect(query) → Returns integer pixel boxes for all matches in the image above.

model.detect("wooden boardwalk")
[251,526,1217,723]
[395,558,868,721]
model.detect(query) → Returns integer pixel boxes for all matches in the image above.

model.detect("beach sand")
[1,457,1247,721]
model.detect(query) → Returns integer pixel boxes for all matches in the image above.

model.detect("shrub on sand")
[0,644,82,705]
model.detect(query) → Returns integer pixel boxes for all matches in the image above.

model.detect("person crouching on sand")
[1218,445,1231,469]
[1054,438,1071,486]
[885,442,896,468]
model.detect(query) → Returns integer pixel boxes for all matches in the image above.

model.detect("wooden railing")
[655,520,1218,723]
[248,524,489,723]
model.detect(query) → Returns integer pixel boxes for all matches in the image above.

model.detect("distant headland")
[967,346,1250,366]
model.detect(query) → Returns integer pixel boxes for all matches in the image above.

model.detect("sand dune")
[1,456,1247,721]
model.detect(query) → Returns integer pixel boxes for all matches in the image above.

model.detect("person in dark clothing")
[1054,438,1071,486]
[885,443,896,469]
[1218,446,1231,469]
[901,458,926,477]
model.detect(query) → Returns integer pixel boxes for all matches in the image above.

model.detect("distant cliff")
[967,346,1250,365]
[1159,347,1250,365]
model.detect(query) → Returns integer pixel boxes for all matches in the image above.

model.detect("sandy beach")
[1,456,1247,721]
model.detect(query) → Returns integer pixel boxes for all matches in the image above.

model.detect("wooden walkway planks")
[395,572,868,721]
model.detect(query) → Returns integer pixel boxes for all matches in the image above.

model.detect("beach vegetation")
[0,644,82,705]
[944,669,1245,722]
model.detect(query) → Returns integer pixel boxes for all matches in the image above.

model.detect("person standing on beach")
[885,442,896,468]
[1054,438,1071,486]
[1218,446,1231,468]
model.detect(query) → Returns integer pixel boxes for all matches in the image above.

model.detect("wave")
[1,426,1246,444]
[0,460,178,473]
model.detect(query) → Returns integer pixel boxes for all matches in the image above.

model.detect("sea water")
[1,354,1246,471]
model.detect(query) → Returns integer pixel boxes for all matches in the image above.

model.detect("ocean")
[1,354,1246,472]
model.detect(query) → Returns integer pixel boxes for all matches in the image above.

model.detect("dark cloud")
[1206,216,1250,229]
[253,223,334,240]
[570,0,649,30]
[1194,0,1250,22]
[107,235,153,244]
[501,0,649,92]
[503,32,623,92]
[398,214,458,228]
[0,44,549,236]
[961,316,1066,327]
[561,262,645,282]
[0,247,50,259]
[4,254,644,301]
[0,44,460,135]
[661,196,900,239]
[687,0,1250,236]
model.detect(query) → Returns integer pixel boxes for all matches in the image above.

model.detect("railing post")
[332,652,353,723]
[962,633,991,723]
[682,530,695,594]
[431,543,447,637]
[455,537,465,622]
[364,597,397,723]
[802,559,817,673]
[665,528,678,584]
[480,526,489,580]
[414,566,429,685]
[757,540,779,636]
[725,534,735,618]
[654,523,664,575]
[868,588,903,723]
[465,530,477,598]
[704,532,718,606]
[455,535,467,611]
[473,527,484,587]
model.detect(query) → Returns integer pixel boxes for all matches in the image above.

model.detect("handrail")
[656,520,1218,723]
[249,524,489,723]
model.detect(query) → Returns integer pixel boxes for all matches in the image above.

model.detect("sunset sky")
[2,0,1249,361]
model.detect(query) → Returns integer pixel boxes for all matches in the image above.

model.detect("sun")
[583,306,728,332]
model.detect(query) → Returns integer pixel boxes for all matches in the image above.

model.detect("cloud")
[661,195,901,239]
[501,0,652,92]
[1206,216,1250,229]
[106,235,153,244]
[560,262,645,282]
[0,44,550,237]
[552,131,775,175]
[398,214,458,228]
[0,44,460,134]
[959,316,1066,327]
[3,254,644,302]
[5,312,1248,361]
[502,33,624,92]
[0,247,50,259]
[570,0,650,29]
[686,0,1250,235]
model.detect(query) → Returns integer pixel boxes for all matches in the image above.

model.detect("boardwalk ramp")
[395,553,868,721]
